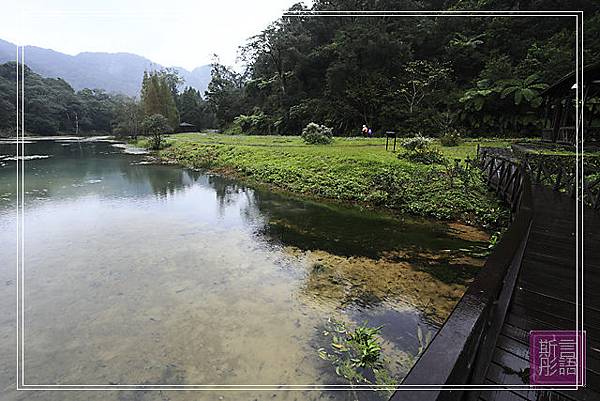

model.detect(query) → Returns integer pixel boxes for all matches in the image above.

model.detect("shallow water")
[0,140,487,401]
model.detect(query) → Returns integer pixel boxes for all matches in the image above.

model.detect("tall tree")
[140,70,179,129]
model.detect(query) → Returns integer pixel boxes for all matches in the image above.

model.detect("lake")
[0,138,487,401]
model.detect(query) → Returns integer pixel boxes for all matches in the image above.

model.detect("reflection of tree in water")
[195,178,488,318]
[186,171,488,318]
[207,175,258,218]
[119,162,204,198]
[234,186,488,261]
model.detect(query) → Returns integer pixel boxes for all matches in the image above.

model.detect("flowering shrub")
[400,133,432,151]
[302,122,333,144]
[399,134,446,165]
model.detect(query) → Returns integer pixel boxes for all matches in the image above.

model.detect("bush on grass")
[302,122,333,144]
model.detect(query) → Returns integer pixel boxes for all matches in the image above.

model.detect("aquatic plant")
[317,318,397,397]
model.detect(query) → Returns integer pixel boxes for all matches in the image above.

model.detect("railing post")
[554,168,563,191]
[487,158,495,184]
[497,159,507,195]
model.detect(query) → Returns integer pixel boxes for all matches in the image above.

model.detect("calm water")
[0,139,487,401]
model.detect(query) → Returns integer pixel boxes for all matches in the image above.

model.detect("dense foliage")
[0,63,215,136]
[205,0,600,137]
[0,63,130,135]
[140,70,180,129]
[141,113,172,150]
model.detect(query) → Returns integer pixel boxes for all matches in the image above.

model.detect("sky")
[1,0,305,70]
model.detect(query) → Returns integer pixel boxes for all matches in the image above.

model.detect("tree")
[113,96,143,138]
[141,114,172,150]
[396,60,452,115]
[201,0,599,137]
[140,70,179,128]
[177,87,215,130]
[500,74,548,107]
[205,58,246,130]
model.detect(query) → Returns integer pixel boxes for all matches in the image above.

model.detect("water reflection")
[0,140,488,401]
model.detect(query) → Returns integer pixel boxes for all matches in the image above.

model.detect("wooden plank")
[517,272,600,304]
[496,334,529,360]
[500,323,600,371]
[504,310,600,352]
[521,252,576,268]
[511,289,600,330]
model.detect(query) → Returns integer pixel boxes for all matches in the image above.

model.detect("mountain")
[0,38,211,97]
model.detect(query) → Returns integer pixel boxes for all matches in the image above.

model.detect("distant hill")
[0,38,211,97]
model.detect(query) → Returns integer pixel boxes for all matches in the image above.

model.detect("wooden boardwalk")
[478,184,600,401]
[392,152,599,401]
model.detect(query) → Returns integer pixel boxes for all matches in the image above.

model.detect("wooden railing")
[511,144,600,210]
[390,152,534,401]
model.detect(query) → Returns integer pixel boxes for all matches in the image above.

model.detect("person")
[368,128,372,137]
[362,124,368,137]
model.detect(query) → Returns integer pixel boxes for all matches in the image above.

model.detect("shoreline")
[137,135,509,233]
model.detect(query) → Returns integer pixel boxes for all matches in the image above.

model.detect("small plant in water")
[317,318,397,398]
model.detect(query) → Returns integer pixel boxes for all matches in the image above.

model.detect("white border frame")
[13,8,585,394]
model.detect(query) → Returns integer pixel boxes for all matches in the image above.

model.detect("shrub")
[400,133,432,151]
[402,147,446,165]
[369,169,409,208]
[141,114,172,150]
[399,134,446,165]
[223,121,243,135]
[301,122,333,144]
[233,111,273,135]
[440,129,462,147]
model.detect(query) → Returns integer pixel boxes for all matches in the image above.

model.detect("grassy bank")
[140,133,515,228]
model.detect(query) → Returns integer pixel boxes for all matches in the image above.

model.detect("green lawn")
[142,133,515,228]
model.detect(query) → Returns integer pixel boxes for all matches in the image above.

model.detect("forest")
[0,63,213,136]
[0,0,599,138]
[206,0,600,137]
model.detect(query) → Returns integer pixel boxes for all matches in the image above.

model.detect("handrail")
[390,152,534,401]
[511,144,600,210]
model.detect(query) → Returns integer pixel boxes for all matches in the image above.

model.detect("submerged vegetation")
[318,318,397,397]
[317,318,433,397]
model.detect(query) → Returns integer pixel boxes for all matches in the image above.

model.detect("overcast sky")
[1,0,305,70]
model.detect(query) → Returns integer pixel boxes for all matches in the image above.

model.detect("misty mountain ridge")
[0,38,212,97]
